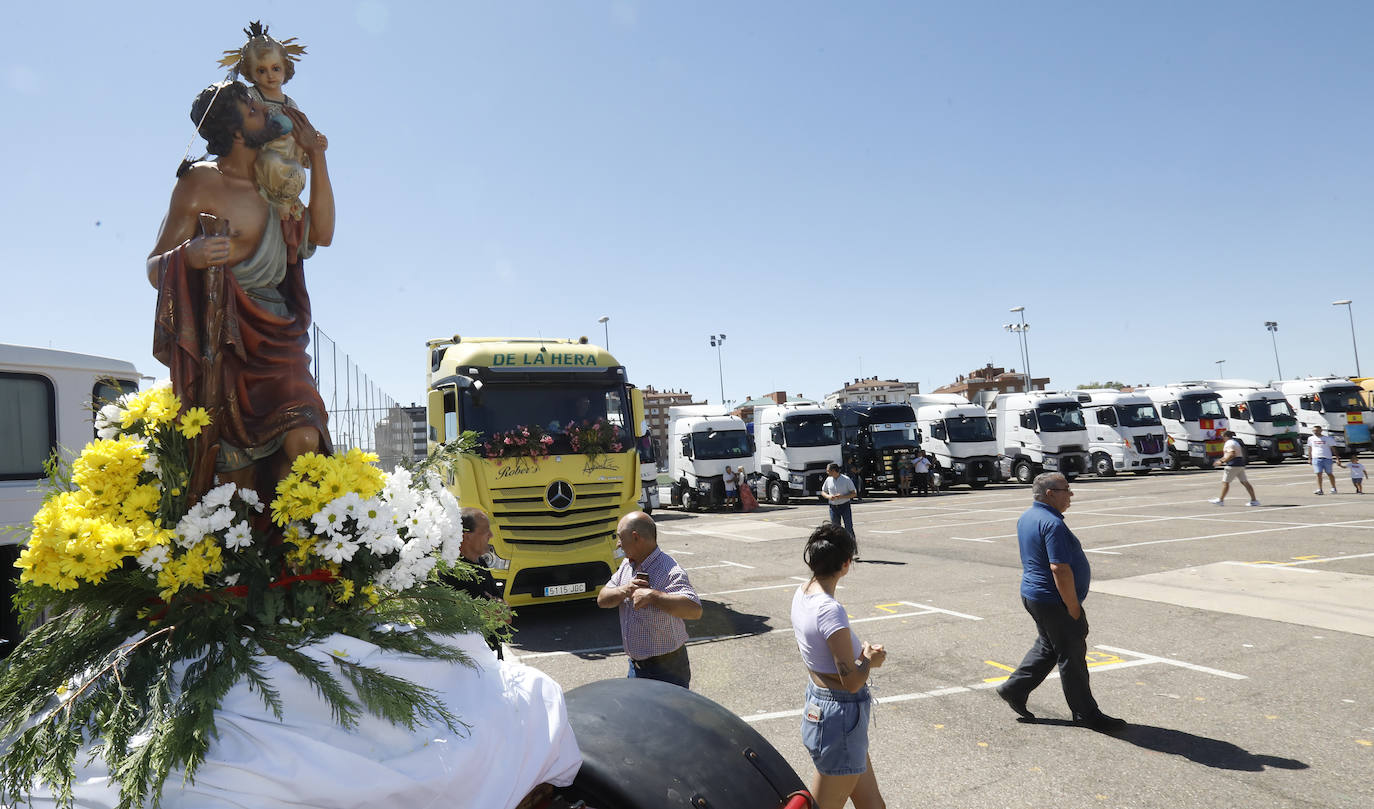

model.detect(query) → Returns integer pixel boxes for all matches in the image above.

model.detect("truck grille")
[1135,435,1165,455]
[489,481,624,546]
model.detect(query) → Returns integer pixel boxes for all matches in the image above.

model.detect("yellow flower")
[334,579,356,604]
[178,407,211,438]
[361,584,380,607]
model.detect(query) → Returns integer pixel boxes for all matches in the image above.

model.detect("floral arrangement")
[566,418,625,458]
[0,382,500,808]
[483,423,554,463]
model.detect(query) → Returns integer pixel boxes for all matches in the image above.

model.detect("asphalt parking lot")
[507,464,1374,809]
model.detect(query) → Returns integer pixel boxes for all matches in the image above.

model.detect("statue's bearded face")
[236,99,287,149]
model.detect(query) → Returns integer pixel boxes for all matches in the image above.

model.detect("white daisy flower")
[225,520,253,550]
[137,544,170,572]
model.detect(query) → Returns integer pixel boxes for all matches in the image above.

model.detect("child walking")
[1339,454,1366,494]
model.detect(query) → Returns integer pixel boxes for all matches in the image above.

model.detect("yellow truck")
[425,336,643,606]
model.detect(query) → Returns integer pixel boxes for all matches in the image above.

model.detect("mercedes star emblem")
[546,480,574,511]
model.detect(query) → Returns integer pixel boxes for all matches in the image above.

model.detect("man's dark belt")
[631,645,686,667]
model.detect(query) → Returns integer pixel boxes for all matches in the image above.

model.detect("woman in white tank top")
[791,523,888,808]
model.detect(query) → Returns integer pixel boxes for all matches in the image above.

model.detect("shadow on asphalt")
[1020,718,1309,771]
[509,596,774,658]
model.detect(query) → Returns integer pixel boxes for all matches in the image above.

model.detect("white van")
[1,344,141,657]
[1135,384,1229,470]
[1276,377,1373,455]
[753,402,842,505]
[667,405,754,512]
[991,392,1090,484]
[1074,390,1168,476]
[909,394,998,488]
[1190,380,1302,464]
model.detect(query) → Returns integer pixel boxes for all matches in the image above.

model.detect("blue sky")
[3,1,1370,410]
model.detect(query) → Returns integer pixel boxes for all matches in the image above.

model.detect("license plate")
[544,583,586,597]
[975,477,989,482]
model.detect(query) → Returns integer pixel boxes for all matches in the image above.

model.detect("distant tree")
[1077,381,1127,390]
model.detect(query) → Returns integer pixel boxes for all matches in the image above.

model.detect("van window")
[1160,402,1181,420]
[1095,407,1117,426]
[0,373,57,480]
[92,377,139,438]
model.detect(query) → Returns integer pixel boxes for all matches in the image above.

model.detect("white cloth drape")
[19,632,581,809]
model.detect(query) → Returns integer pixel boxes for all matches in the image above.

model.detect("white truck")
[990,392,1090,484]
[1276,377,1373,456]
[1,344,141,658]
[752,402,842,505]
[667,405,754,512]
[1135,383,1229,470]
[909,394,998,488]
[636,432,661,514]
[1188,380,1303,464]
[1073,389,1168,476]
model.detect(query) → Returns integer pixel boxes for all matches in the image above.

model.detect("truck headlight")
[483,550,511,571]
[698,481,712,492]
[789,473,804,484]
[952,462,966,472]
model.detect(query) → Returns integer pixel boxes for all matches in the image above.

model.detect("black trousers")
[1000,596,1101,720]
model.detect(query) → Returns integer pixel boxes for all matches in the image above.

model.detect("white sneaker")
[1314,489,1324,495]
[1247,500,1261,507]
[1330,489,1339,495]
[1209,498,1224,505]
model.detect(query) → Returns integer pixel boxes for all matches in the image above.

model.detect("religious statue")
[146,69,334,501]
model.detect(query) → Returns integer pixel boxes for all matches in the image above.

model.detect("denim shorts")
[1313,457,1334,475]
[800,682,871,776]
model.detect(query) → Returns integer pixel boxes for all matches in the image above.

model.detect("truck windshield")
[1035,404,1085,432]
[783,414,840,447]
[692,429,752,460]
[1318,387,1364,413]
[870,425,918,449]
[1179,395,1224,421]
[1117,404,1161,427]
[1250,398,1295,422]
[945,415,994,442]
[460,382,632,456]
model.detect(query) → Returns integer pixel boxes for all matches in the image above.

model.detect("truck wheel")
[1014,460,1034,484]
[1163,452,1182,472]
[1266,456,1284,465]
[767,479,788,505]
[681,488,698,512]
[1093,453,1116,477]
[970,479,988,489]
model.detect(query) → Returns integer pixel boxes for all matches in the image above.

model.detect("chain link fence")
[311,325,416,470]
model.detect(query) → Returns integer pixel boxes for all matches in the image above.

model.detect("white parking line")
[512,598,977,663]
[741,645,1244,723]
[683,560,756,571]
[1087,517,1374,552]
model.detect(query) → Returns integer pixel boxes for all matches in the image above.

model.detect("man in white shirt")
[1308,425,1337,495]
[821,463,859,557]
[1210,431,1259,506]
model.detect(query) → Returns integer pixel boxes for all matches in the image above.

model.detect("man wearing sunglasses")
[995,473,1127,733]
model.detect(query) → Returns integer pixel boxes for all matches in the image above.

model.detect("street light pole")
[597,315,610,350]
[1006,306,1032,391]
[1264,321,1282,381]
[1215,359,1225,378]
[710,334,727,405]
[1332,300,1361,376]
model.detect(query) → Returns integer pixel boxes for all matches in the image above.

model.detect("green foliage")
[1077,380,1127,390]
[0,426,499,807]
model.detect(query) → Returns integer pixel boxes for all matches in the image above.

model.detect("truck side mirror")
[770,425,784,445]
[749,437,757,454]
[681,436,693,458]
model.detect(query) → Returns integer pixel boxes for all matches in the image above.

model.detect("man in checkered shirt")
[597,511,702,687]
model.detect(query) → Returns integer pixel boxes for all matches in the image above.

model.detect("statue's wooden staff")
[189,212,228,500]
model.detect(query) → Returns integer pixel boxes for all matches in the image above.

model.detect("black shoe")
[995,686,1035,720]
[1076,713,1127,733]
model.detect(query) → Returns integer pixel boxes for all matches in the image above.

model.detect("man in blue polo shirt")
[995,473,1126,732]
